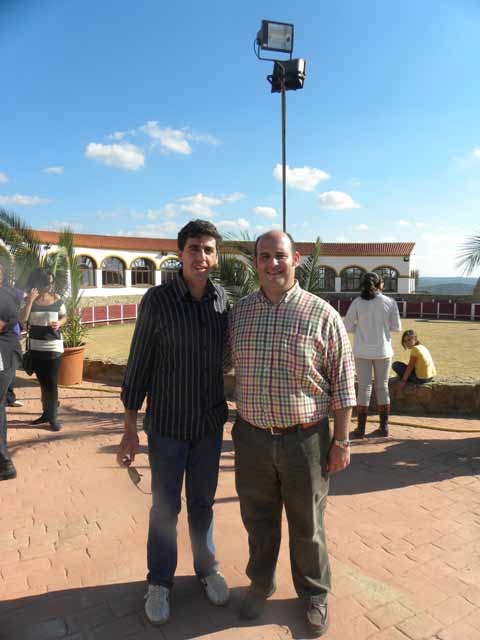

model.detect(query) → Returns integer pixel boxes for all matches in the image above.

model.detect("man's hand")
[50,321,60,330]
[327,443,350,474]
[395,380,406,394]
[117,431,140,467]
[0,319,7,333]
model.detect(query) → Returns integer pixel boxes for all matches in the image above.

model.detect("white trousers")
[355,357,391,406]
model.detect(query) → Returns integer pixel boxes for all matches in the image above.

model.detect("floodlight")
[269,59,306,93]
[256,20,294,55]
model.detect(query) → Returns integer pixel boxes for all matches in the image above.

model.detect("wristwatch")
[333,438,350,449]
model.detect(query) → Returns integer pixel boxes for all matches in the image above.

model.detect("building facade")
[36,231,416,297]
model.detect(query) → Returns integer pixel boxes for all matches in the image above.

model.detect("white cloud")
[162,203,178,218]
[473,148,480,158]
[255,223,282,233]
[0,172,9,184]
[106,129,136,141]
[382,236,397,242]
[253,206,277,219]
[351,178,361,187]
[217,218,250,232]
[141,121,192,155]
[177,193,223,217]
[0,194,50,206]
[85,142,145,171]
[120,220,180,237]
[96,209,122,219]
[223,192,246,203]
[317,191,360,210]
[186,132,221,146]
[398,219,410,226]
[336,235,349,242]
[355,224,369,231]
[273,164,330,192]
[415,222,427,229]
[49,220,84,231]
[43,166,64,175]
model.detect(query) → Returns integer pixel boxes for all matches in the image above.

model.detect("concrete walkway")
[1,374,480,640]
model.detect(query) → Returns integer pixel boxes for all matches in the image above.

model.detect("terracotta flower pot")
[58,344,86,386]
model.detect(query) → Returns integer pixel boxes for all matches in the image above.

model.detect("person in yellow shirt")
[393,329,436,391]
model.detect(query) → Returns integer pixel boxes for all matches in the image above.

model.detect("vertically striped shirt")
[230,282,356,429]
[121,272,230,439]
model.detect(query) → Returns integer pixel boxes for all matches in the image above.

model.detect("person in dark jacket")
[0,288,23,480]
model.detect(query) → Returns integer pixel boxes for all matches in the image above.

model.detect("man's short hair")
[254,231,296,257]
[177,219,222,251]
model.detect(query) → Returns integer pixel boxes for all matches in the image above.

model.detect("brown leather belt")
[241,416,324,435]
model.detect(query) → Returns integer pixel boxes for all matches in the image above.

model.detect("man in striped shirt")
[230,230,356,637]
[117,220,230,626]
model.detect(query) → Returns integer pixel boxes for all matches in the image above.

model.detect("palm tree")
[214,232,326,302]
[457,231,480,296]
[295,236,324,295]
[0,209,44,289]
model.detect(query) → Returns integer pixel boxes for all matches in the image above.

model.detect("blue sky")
[1,0,480,275]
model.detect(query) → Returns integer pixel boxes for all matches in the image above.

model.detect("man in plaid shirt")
[230,230,356,637]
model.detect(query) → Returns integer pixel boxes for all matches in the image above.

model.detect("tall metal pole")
[281,75,287,232]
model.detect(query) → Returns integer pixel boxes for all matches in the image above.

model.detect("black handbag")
[22,325,34,376]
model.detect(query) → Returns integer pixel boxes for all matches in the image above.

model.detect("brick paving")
[1,373,480,639]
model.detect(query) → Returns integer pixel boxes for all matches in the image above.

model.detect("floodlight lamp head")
[256,19,294,57]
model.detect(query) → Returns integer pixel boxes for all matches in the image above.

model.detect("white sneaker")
[200,572,230,606]
[9,400,24,407]
[144,584,170,625]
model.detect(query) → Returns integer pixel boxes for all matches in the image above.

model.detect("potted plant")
[53,228,89,385]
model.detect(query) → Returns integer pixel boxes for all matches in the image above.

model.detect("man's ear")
[293,251,301,267]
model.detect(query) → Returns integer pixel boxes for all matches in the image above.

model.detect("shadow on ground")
[0,578,313,640]
[331,435,480,495]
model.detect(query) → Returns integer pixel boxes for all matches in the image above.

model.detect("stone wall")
[84,362,480,417]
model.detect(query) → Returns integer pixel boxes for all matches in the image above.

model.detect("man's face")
[178,235,218,284]
[254,232,300,293]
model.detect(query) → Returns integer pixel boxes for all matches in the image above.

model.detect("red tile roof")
[34,231,415,257]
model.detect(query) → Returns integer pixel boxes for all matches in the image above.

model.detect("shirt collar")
[256,280,301,306]
[172,270,218,302]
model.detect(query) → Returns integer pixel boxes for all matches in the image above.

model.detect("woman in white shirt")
[343,272,401,438]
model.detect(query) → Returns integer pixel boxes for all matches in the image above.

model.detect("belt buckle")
[269,426,280,437]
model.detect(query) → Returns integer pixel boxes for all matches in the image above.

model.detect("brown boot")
[370,404,389,437]
[350,406,368,439]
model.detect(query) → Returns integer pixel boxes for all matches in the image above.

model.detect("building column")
[155,269,162,286]
[96,269,103,289]
[335,277,341,292]
[125,269,132,288]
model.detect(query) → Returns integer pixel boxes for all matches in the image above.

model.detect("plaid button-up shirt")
[230,282,356,429]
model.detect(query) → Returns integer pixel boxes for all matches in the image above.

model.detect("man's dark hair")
[360,271,383,300]
[254,231,296,257]
[177,219,222,251]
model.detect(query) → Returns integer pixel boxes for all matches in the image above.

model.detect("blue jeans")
[392,361,433,384]
[147,428,223,588]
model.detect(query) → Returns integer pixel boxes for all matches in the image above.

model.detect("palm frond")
[457,232,480,275]
[0,208,43,288]
[295,236,325,296]
[212,252,258,303]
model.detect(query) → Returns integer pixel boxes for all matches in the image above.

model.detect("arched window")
[341,267,366,291]
[78,256,96,287]
[374,267,398,292]
[101,257,125,286]
[160,257,180,284]
[318,267,336,291]
[131,258,155,286]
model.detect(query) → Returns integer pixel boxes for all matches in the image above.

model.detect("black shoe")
[0,461,17,481]
[368,427,389,438]
[349,427,365,440]
[31,415,48,425]
[50,421,62,432]
[306,597,329,637]
[240,584,276,620]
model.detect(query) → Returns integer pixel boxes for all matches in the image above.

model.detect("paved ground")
[1,373,480,640]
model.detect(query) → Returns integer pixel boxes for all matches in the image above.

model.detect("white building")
[36,231,416,296]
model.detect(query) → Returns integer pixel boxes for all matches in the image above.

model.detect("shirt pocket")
[279,333,316,379]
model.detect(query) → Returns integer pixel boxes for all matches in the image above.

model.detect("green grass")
[85,319,480,381]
